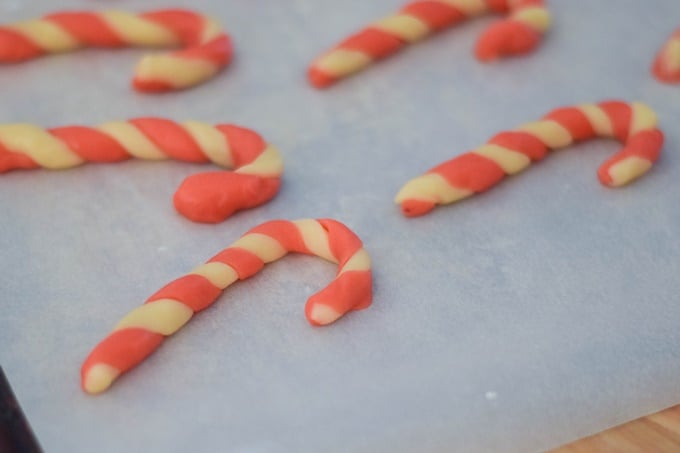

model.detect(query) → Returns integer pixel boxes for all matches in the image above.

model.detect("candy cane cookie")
[81,218,372,394]
[396,101,664,217]
[652,28,680,84]
[308,0,550,88]
[0,119,283,223]
[0,9,231,92]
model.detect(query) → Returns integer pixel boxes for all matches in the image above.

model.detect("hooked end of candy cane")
[475,20,542,62]
[133,54,223,93]
[598,156,654,188]
[174,172,281,223]
[81,364,120,395]
[598,129,663,187]
[305,269,372,326]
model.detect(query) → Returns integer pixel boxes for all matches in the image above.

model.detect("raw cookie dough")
[81,218,373,394]
[308,0,550,88]
[0,9,232,92]
[0,119,283,223]
[652,28,680,84]
[396,101,664,217]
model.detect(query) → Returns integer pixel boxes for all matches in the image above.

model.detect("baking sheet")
[1,0,680,451]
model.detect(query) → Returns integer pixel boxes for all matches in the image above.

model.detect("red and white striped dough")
[81,218,373,394]
[652,28,680,84]
[308,0,550,88]
[0,119,283,223]
[396,101,664,217]
[0,9,232,92]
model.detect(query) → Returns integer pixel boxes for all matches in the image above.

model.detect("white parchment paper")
[1,0,679,451]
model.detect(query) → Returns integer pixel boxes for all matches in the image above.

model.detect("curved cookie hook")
[0,119,283,223]
[652,28,680,84]
[308,0,550,88]
[0,9,232,92]
[81,218,373,394]
[396,101,664,217]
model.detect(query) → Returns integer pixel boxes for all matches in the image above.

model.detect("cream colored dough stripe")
[629,102,658,135]
[97,122,167,160]
[578,104,614,137]
[315,50,373,75]
[10,20,80,52]
[439,0,488,16]
[189,262,238,289]
[181,121,232,168]
[395,173,473,204]
[511,7,551,31]
[231,233,287,263]
[201,18,223,42]
[100,11,179,46]
[473,144,531,174]
[665,40,680,72]
[0,124,83,169]
[136,56,219,88]
[372,15,431,42]
[293,219,337,263]
[236,146,284,176]
[114,299,193,335]
[518,120,573,148]
[607,157,653,187]
[338,249,371,276]
[83,365,120,395]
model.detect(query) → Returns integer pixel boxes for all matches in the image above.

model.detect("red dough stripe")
[82,328,164,372]
[318,219,363,264]
[217,125,267,167]
[598,101,632,142]
[45,12,124,47]
[0,28,45,61]
[209,248,265,280]
[488,131,548,161]
[140,9,205,46]
[341,29,405,59]
[401,2,466,31]
[0,142,39,172]
[48,127,130,162]
[543,107,595,141]
[146,275,221,312]
[249,220,309,253]
[431,153,506,192]
[130,118,206,163]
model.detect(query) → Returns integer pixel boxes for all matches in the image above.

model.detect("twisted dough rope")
[0,9,231,92]
[308,0,550,88]
[0,119,282,223]
[396,101,664,217]
[652,28,680,84]
[81,218,373,394]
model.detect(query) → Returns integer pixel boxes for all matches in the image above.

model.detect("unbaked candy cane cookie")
[0,119,282,223]
[308,0,550,88]
[0,9,231,92]
[396,101,664,217]
[652,28,680,84]
[81,218,372,394]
